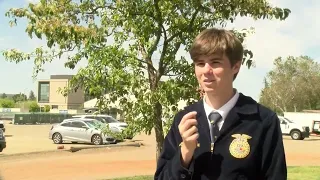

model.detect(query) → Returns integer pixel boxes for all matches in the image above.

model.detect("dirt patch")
[1,123,320,180]
[283,136,320,166]
[0,146,156,180]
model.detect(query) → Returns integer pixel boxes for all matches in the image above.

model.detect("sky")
[0,0,319,101]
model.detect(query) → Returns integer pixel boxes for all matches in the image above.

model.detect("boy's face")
[194,54,241,95]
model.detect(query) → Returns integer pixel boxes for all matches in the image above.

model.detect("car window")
[61,122,72,127]
[84,120,104,128]
[72,121,86,128]
[102,117,118,123]
[86,116,106,123]
[284,117,294,123]
[96,117,107,123]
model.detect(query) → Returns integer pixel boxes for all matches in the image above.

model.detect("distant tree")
[12,93,27,102]
[0,99,15,108]
[29,101,40,112]
[1,93,7,99]
[44,105,51,112]
[28,90,36,101]
[259,56,320,113]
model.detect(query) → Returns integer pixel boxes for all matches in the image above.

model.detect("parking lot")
[0,121,320,179]
[1,121,128,155]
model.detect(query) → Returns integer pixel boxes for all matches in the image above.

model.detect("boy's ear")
[232,61,241,74]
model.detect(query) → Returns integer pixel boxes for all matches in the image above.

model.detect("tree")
[28,90,36,101]
[12,93,27,102]
[3,0,290,159]
[1,93,7,99]
[29,101,40,112]
[44,105,51,112]
[259,56,320,113]
[0,99,15,108]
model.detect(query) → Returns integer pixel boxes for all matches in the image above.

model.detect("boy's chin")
[202,88,217,94]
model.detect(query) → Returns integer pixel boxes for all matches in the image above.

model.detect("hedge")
[13,113,73,124]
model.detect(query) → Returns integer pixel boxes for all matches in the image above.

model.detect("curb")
[69,142,141,152]
[0,149,69,158]
[0,142,142,157]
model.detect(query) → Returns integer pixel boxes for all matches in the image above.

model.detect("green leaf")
[3,0,291,160]
[47,39,54,48]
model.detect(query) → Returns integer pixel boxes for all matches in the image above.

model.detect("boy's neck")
[205,88,235,110]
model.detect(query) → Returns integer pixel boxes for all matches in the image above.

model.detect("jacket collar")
[189,93,258,141]
[193,93,258,118]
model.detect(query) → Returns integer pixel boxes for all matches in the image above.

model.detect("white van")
[278,116,310,140]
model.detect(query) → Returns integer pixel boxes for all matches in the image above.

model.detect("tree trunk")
[154,101,164,161]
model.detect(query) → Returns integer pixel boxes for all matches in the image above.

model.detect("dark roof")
[50,75,74,80]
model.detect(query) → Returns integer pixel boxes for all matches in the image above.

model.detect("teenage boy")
[154,28,287,180]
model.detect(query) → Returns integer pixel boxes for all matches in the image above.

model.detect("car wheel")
[52,133,63,144]
[0,148,3,152]
[290,130,301,140]
[91,134,103,145]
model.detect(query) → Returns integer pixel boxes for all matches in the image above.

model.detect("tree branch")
[147,0,163,58]
[165,7,200,44]
[161,42,181,75]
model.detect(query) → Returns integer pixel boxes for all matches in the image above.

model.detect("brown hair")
[189,28,244,68]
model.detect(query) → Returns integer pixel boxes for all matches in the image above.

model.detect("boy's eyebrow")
[194,55,223,62]
[210,57,223,61]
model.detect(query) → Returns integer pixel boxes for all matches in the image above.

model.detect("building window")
[38,82,50,102]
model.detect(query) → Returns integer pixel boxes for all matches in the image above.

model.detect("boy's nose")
[204,63,213,73]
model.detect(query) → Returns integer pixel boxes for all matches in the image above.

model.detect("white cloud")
[227,0,320,101]
[233,0,319,68]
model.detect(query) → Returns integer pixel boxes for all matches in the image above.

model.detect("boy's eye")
[196,62,205,66]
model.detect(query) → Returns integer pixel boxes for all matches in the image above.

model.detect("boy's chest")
[192,119,264,178]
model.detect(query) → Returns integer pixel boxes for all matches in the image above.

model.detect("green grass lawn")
[107,166,320,180]
[288,166,320,180]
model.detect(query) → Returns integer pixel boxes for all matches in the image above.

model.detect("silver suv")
[49,118,116,145]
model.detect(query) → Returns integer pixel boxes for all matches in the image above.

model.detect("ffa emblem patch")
[229,134,252,159]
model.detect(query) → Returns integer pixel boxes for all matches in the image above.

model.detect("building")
[37,75,85,110]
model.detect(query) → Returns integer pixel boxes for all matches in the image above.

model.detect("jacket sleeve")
[154,112,195,180]
[260,113,287,180]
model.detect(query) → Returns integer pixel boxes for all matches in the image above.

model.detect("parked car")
[0,129,6,152]
[278,116,310,140]
[49,118,116,145]
[71,114,132,139]
[0,120,5,133]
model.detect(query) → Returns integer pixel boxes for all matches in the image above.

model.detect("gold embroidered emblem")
[229,134,251,159]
